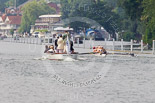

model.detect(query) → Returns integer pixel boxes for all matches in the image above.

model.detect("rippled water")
[0,41,155,103]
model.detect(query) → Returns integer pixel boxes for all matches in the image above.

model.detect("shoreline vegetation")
[0,0,155,46]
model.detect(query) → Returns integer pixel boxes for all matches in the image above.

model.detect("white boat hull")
[34,53,106,61]
[46,54,78,60]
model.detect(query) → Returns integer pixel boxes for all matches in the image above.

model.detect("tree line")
[1,0,155,45]
[0,0,28,12]
[60,0,155,45]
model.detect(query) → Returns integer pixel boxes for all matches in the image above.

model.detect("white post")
[10,38,12,42]
[32,38,34,44]
[153,40,155,54]
[17,37,18,43]
[24,36,26,43]
[32,37,34,44]
[90,38,92,49]
[27,37,30,44]
[83,38,85,48]
[22,37,23,43]
[104,38,107,49]
[37,38,39,44]
[113,38,115,51]
[15,36,17,43]
[9,37,11,42]
[131,39,133,52]
[21,37,22,43]
[77,38,79,47]
[34,38,36,44]
[121,39,123,51]
[24,37,26,43]
[141,40,143,53]
[48,35,50,45]
[52,35,54,45]
[30,37,32,44]
[27,37,28,44]
[39,38,41,45]
[44,37,46,45]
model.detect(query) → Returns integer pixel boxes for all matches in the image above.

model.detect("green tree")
[118,0,143,40]
[10,29,14,36]
[86,1,121,38]
[49,0,60,4]
[61,0,121,38]
[142,0,155,45]
[0,0,8,12]
[5,0,28,7]
[19,0,56,33]
[122,31,135,41]
[0,0,28,12]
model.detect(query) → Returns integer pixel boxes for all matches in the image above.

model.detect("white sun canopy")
[54,27,73,31]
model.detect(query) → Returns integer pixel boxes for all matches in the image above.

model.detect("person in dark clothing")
[70,41,74,53]
[55,36,59,53]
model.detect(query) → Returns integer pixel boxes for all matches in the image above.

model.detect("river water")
[0,41,155,103]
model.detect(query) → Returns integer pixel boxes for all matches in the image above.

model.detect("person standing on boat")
[55,36,59,53]
[63,31,69,41]
[63,31,71,53]
[70,40,74,53]
[57,34,64,53]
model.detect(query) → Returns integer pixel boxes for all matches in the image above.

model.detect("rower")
[130,53,134,57]
[93,46,107,55]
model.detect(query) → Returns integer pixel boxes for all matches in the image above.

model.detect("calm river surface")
[0,41,155,103]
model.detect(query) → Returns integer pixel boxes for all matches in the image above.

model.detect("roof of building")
[54,27,73,31]
[39,14,61,18]
[7,16,22,25]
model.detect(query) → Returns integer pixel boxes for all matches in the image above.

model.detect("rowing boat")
[35,52,107,61]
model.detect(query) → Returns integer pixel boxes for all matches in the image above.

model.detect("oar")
[78,52,107,56]
[108,52,135,57]
[78,52,96,55]
[79,52,134,57]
